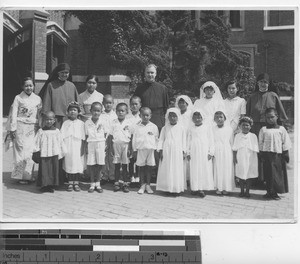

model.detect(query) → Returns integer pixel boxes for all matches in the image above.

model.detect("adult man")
[134,64,169,132]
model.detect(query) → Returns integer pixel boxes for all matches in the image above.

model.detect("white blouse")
[258,126,292,153]
[10,92,42,131]
[224,96,246,132]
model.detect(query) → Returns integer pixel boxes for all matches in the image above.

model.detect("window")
[229,11,244,31]
[264,10,294,30]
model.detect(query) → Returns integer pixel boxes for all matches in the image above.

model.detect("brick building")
[2,9,294,116]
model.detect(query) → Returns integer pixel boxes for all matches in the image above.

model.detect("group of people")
[6,63,291,201]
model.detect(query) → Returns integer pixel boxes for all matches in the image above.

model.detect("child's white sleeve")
[282,127,292,151]
[258,128,264,151]
[157,126,166,151]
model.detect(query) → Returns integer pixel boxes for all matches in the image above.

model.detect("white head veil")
[165,107,182,126]
[199,81,223,101]
[175,95,193,111]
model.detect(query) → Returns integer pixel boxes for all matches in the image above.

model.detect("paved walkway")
[1,122,295,221]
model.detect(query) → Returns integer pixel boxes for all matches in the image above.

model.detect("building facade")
[2,9,294,116]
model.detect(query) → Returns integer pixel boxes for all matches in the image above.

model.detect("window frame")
[263,10,294,31]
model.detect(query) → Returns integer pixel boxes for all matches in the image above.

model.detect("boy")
[101,94,117,183]
[85,102,108,193]
[132,107,159,194]
[108,103,132,192]
[126,96,142,183]
[258,108,292,200]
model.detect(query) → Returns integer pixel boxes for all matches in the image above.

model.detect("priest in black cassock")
[134,64,169,132]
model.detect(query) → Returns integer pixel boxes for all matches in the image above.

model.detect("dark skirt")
[261,152,288,194]
[37,155,59,187]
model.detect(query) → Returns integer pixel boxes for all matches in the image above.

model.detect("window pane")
[268,10,294,26]
[230,11,241,28]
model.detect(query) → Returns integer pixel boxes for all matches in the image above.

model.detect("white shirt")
[79,90,104,116]
[102,110,118,128]
[132,121,159,151]
[224,96,246,131]
[258,126,292,153]
[109,118,132,143]
[232,132,259,153]
[85,117,109,142]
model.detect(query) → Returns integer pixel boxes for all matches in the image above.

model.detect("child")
[60,102,85,192]
[34,111,65,192]
[194,81,225,126]
[168,97,176,108]
[258,108,292,200]
[175,95,193,185]
[108,103,132,192]
[126,95,142,183]
[213,110,234,195]
[233,116,259,198]
[224,80,246,134]
[85,102,108,193]
[101,94,118,183]
[187,109,215,198]
[156,108,186,196]
[9,77,42,183]
[132,107,159,194]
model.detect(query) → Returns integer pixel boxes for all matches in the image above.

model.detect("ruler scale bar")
[0,230,201,263]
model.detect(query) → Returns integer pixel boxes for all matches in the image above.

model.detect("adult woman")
[78,75,104,122]
[223,80,246,134]
[193,81,225,126]
[39,63,79,129]
[246,73,288,183]
[246,73,288,137]
[9,77,42,183]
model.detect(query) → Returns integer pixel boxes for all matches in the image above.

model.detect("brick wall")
[5,10,20,21]
[229,10,294,84]
[48,10,65,28]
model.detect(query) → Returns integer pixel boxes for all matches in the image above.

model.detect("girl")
[233,117,259,198]
[85,102,108,193]
[224,80,246,134]
[175,95,193,185]
[9,77,42,183]
[175,95,193,128]
[187,109,215,198]
[60,102,85,192]
[193,81,225,126]
[34,111,65,192]
[259,108,292,200]
[79,75,104,122]
[156,108,186,196]
[213,110,234,195]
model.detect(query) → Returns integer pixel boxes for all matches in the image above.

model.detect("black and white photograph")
[0,1,299,264]
[1,5,297,222]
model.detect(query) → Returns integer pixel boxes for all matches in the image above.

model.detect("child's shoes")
[74,184,81,192]
[114,183,121,192]
[145,184,153,194]
[67,184,73,192]
[88,187,95,193]
[138,184,146,194]
[199,191,206,198]
[122,184,130,193]
[96,187,103,193]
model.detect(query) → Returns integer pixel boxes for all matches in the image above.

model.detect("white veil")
[199,81,223,101]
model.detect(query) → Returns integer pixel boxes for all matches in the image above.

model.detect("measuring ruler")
[0,230,201,263]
